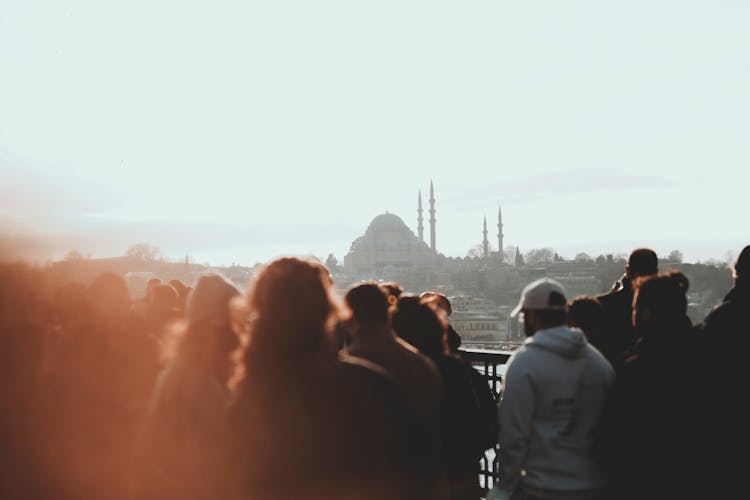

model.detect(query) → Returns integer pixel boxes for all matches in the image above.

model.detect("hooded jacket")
[498,325,614,498]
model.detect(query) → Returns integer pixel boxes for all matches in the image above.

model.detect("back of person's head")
[145,277,161,299]
[391,294,448,361]
[734,245,750,280]
[246,257,337,357]
[420,291,452,316]
[186,274,240,328]
[345,282,389,325]
[167,273,241,369]
[151,284,179,315]
[168,279,190,306]
[378,281,403,305]
[627,248,658,278]
[633,271,689,330]
[510,278,568,332]
[88,272,131,320]
[567,296,606,334]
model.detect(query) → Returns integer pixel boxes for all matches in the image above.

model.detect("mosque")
[343,181,506,277]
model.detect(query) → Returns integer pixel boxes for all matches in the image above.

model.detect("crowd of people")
[0,244,748,500]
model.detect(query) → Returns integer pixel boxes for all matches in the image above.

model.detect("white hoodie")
[497,325,614,498]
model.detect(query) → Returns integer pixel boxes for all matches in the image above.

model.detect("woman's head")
[633,270,690,334]
[165,273,241,378]
[390,294,448,361]
[245,257,339,357]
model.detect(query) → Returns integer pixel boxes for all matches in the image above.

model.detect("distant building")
[450,295,504,344]
[343,212,435,277]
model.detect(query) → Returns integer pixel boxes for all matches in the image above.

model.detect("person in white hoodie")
[494,278,614,500]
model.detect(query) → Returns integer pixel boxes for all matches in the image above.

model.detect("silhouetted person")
[420,291,498,460]
[421,291,462,352]
[697,245,750,497]
[168,279,191,312]
[603,271,702,499]
[596,247,658,370]
[145,283,181,339]
[567,295,617,367]
[379,281,404,304]
[40,272,155,500]
[228,258,435,500]
[495,279,613,500]
[132,277,163,320]
[392,295,495,500]
[0,263,50,499]
[135,273,241,500]
[343,282,444,456]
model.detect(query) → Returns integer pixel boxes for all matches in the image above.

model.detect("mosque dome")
[366,212,411,234]
[344,211,433,276]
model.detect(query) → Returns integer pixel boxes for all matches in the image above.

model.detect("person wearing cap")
[493,278,614,500]
[134,273,241,500]
[596,248,658,370]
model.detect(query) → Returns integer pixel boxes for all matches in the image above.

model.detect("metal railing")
[459,348,514,491]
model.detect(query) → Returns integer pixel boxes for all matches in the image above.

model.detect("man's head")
[511,278,568,336]
[345,282,390,329]
[632,271,689,333]
[734,245,750,281]
[626,248,658,279]
[567,296,606,335]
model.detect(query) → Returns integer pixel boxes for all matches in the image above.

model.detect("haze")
[1,1,747,265]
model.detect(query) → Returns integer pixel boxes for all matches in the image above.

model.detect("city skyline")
[1,1,747,265]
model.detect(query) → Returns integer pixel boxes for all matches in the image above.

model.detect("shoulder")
[339,351,391,378]
[701,300,736,331]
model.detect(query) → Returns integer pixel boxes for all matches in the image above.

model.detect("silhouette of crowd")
[0,245,747,500]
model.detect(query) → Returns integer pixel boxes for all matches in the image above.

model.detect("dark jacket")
[602,318,703,499]
[228,353,439,500]
[436,355,496,480]
[697,279,750,496]
[596,276,637,369]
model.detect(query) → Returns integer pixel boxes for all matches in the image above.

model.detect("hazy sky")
[1,0,748,265]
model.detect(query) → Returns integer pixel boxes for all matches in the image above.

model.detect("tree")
[503,245,518,265]
[466,244,483,258]
[325,253,340,272]
[574,252,593,263]
[126,242,161,261]
[525,248,556,266]
[64,250,88,260]
[668,250,684,263]
[514,247,525,267]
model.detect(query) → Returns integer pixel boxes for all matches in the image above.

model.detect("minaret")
[417,190,424,242]
[482,215,489,258]
[429,180,436,252]
[497,205,504,262]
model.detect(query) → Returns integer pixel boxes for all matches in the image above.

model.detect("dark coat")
[228,353,439,500]
[697,280,750,496]
[596,277,637,370]
[601,318,704,499]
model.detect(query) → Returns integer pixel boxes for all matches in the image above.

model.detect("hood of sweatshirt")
[524,325,588,359]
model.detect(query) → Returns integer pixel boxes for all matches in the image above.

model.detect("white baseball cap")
[510,278,568,317]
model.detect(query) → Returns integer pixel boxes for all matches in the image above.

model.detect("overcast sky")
[1,0,747,265]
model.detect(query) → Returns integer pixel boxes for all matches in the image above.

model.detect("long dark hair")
[233,257,340,387]
[390,294,448,362]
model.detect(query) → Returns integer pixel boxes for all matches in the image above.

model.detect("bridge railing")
[459,347,514,491]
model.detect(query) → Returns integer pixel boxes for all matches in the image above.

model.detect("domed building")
[344,211,435,276]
